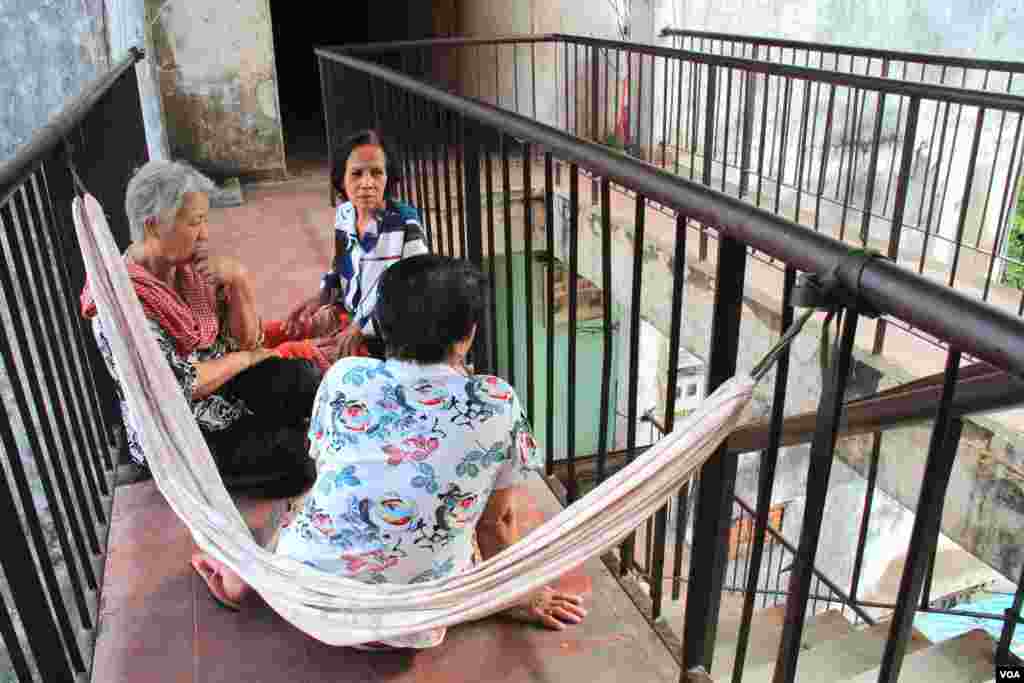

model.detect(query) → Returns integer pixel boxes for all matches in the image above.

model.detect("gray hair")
[124,160,217,242]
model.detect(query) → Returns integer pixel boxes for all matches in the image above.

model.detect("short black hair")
[375,254,487,364]
[331,129,402,200]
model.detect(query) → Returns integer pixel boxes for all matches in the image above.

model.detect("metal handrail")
[317,44,1024,378]
[660,27,1024,75]
[555,33,1024,111]
[0,48,145,204]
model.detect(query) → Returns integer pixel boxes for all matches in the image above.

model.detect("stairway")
[705,607,998,682]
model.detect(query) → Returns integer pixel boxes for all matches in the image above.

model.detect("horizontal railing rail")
[660,27,1024,81]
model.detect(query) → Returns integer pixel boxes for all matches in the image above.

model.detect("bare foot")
[191,553,250,610]
[502,586,588,631]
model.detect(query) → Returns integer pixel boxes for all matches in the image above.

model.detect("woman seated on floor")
[82,160,324,498]
[192,254,588,648]
[282,129,429,362]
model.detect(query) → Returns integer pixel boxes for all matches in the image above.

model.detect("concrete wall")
[0,0,111,162]
[104,0,169,161]
[145,0,286,179]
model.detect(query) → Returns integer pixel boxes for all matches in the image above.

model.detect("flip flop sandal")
[191,557,241,611]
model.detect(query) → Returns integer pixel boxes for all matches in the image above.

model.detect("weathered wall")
[104,0,169,161]
[145,0,286,179]
[0,0,111,162]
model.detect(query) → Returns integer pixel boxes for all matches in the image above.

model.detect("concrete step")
[844,629,997,683]
[711,608,855,679]
[739,621,931,682]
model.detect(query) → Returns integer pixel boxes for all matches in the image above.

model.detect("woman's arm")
[192,348,275,399]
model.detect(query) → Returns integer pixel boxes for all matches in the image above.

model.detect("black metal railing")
[0,48,147,682]
[336,32,1024,363]
[319,35,1024,683]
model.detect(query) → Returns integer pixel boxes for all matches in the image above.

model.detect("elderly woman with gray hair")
[81,160,318,498]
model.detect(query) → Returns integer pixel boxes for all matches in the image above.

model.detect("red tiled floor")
[91,475,678,683]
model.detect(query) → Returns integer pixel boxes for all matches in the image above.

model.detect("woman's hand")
[503,586,588,630]
[334,324,365,359]
[284,294,324,338]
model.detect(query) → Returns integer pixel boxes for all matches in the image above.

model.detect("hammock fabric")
[72,193,755,646]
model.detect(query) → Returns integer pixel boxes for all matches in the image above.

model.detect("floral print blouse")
[274,356,541,587]
[92,314,247,467]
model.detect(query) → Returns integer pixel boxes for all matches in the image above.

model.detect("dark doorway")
[268,2,370,175]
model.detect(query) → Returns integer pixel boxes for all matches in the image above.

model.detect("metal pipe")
[659,27,1024,76]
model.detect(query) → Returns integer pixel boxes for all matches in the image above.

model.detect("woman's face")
[155,191,209,265]
[343,144,387,214]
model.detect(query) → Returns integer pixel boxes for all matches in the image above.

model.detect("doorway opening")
[268,3,370,177]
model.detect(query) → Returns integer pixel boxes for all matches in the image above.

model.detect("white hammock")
[72,192,755,646]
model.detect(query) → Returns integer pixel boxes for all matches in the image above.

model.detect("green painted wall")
[489,251,622,463]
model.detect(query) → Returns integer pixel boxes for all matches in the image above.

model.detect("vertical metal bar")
[668,211,690,603]
[732,266,797,683]
[566,165,580,502]
[497,43,502,110]
[838,89,867,241]
[984,116,1024,301]
[739,46,759,198]
[501,134,516,386]
[430,102,446,256]
[414,97,434,252]
[485,138,498,372]
[975,74,1012,251]
[455,115,467,259]
[23,174,111,495]
[523,144,535,423]
[603,48,611,143]
[0,577,31,683]
[874,96,921,354]
[462,120,490,372]
[619,193,648,574]
[792,76,813,222]
[883,63,906,215]
[637,51,645,158]
[858,91,888,245]
[700,65,718,261]
[0,206,101,584]
[317,56,336,207]
[675,55,686,176]
[596,179,614,485]
[813,85,838,233]
[681,235,747,675]
[442,109,456,256]
[544,153,555,476]
[919,100,953,273]
[773,77,793,215]
[591,45,600,201]
[876,350,963,683]
[36,166,114,472]
[947,107,987,288]
[755,72,772,208]
[513,43,520,115]
[771,310,860,683]
[575,44,581,138]
[9,188,106,527]
[722,67,734,193]
[997,560,1024,663]
[532,42,538,121]
[0,398,79,682]
[849,432,883,602]
[615,49,622,145]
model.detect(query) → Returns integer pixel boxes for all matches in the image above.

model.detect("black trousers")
[202,357,320,499]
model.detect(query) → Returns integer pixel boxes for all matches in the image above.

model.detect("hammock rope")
[72,191,816,646]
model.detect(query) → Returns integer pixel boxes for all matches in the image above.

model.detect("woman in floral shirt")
[192,255,588,648]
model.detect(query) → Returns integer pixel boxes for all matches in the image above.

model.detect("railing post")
[591,44,601,203]
[682,234,746,676]
[318,55,336,208]
[876,350,963,683]
[997,563,1024,664]
[463,120,492,373]
[698,65,717,261]
[738,44,759,199]
[771,307,861,683]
